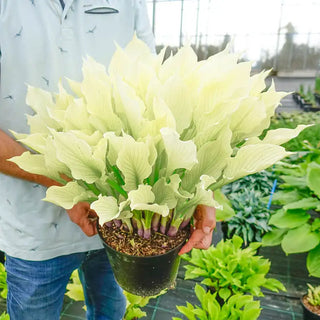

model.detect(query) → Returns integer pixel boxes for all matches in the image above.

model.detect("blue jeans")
[5,250,126,320]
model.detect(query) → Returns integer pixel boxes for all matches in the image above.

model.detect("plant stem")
[152,213,161,232]
[167,218,183,237]
[160,216,168,234]
[123,219,133,233]
[141,210,154,239]
[106,179,128,198]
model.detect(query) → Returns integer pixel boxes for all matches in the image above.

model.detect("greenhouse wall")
[146,0,320,76]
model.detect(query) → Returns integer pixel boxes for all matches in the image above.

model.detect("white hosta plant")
[10,35,309,238]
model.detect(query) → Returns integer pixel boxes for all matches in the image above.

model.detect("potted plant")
[301,284,320,319]
[173,283,261,320]
[182,235,285,302]
[65,270,164,320]
[9,36,309,296]
[221,189,272,246]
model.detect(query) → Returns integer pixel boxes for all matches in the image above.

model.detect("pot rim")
[97,221,189,259]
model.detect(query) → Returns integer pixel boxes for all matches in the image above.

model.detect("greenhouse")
[0,0,320,319]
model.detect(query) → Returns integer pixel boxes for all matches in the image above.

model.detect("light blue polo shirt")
[0,0,155,260]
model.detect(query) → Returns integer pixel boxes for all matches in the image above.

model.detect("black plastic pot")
[98,229,187,296]
[301,295,320,320]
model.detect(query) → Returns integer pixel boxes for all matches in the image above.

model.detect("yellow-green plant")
[173,284,261,320]
[182,236,285,301]
[307,284,320,306]
[10,36,309,238]
[0,263,7,300]
[0,312,9,320]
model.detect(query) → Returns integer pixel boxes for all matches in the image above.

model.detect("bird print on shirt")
[58,47,68,53]
[87,26,97,34]
[42,76,50,87]
[4,95,14,101]
[15,27,23,38]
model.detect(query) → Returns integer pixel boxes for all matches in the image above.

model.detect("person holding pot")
[0,1,216,319]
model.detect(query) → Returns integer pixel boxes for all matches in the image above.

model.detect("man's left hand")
[178,204,216,255]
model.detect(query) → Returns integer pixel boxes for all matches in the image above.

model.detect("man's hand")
[66,202,98,236]
[179,204,216,255]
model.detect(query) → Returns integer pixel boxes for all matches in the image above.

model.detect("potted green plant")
[173,283,261,320]
[182,235,285,303]
[221,189,272,246]
[9,36,309,296]
[301,284,320,319]
[65,270,164,320]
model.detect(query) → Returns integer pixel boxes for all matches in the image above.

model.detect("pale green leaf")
[262,125,312,145]
[44,182,96,209]
[116,138,152,191]
[128,185,169,217]
[160,75,194,134]
[161,127,198,176]
[9,152,52,178]
[16,133,47,154]
[182,126,232,191]
[52,131,105,183]
[91,196,121,225]
[222,144,291,184]
[152,177,178,209]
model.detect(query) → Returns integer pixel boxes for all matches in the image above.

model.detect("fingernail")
[203,226,211,234]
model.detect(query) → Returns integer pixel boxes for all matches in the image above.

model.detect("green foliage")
[262,146,320,278]
[0,263,7,300]
[65,270,164,320]
[65,270,85,303]
[224,190,272,245]
[182,236,285,301]
[315,77,320,94]
[0,312,9,320]
[173,284,261,320]
[307,284,320,306]
[214,189,235,221]
[123,290,166,320]
[223,170,276,198]
[268,112,320,151]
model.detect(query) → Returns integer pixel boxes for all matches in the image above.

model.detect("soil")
[302,295,320,316]
[98,223,189,256]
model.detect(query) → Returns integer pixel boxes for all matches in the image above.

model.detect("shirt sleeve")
[134,0,156,53]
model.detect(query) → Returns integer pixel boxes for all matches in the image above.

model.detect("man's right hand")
[66,202,98,236]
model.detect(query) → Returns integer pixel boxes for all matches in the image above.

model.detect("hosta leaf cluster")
[173,284,261,320]
[10,36,308,236]
[182,235,285,300]
[263,144,320,277]
[224,189,272,246]
[307,284,320,306]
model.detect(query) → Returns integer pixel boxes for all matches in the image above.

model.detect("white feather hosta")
[10,35,309,237]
